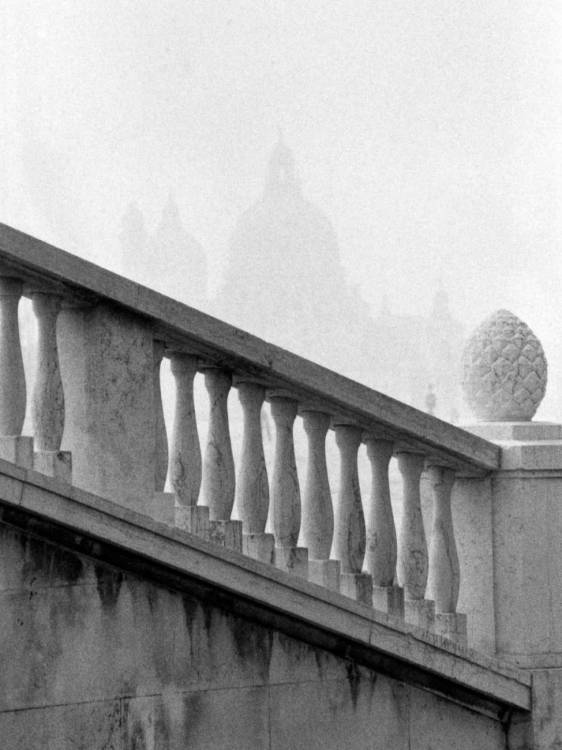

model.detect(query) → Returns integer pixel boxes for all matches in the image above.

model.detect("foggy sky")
[2,0,562,415]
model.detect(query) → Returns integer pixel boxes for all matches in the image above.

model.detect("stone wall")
[0,522,507,750]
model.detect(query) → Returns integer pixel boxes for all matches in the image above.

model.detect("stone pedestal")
[372,585,405,619]
[462,421,562,662]
[175,505,210,540]
[58,304,155,511]
[460,421,562,749]
[209,520,243,553]
[340,572,372,607]
[274,546,309,579]
[404,599,435,631]
[243,533,275,565]
[0,436,33,469]
[308,559,341,592]
[34,450,72,483]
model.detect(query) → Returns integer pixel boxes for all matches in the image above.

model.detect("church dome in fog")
[219,137,353,356]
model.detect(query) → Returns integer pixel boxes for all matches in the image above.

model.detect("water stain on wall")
[94,565,123,609]
[19,532,84,587]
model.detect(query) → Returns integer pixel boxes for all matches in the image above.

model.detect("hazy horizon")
[2,0,562,417]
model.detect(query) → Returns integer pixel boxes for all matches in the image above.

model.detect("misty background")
[2,0,562,420]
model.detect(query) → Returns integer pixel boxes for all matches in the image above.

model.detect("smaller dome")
[148,196,207,307]
[265,133,300,196]
[430,284,451,321]
[461,309,547,421]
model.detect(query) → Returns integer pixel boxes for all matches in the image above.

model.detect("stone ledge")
[464,422,562,470]
[499,652,562,669]
[464,422,562,442]
[499,442,562,470]
[0,458,531,717]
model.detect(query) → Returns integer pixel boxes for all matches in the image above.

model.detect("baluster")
[397,452,434,630]
[269,394,308,578]
[202,367,241,551]
[142,340,176,526]
[301,410,340,590]
[236,380,274,563]
[169,353,208,538]
[31,292,71,481]
[153,341,168,492]
[365,438,403,617]
[333,424,371,605]
[427,465,467,644]
[0,278,32,468]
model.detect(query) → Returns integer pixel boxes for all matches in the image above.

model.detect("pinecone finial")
[461,310,547,422]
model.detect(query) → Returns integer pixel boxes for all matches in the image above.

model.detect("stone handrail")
[0,222,501,645]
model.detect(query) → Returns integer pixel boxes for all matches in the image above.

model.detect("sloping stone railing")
[0,223,500,646]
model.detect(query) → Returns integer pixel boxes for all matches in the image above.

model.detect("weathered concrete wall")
[0,522,507,750]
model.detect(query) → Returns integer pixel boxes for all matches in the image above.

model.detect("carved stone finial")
[461,309,547,421]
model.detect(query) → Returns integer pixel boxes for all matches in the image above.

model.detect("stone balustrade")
[0,224,503,648]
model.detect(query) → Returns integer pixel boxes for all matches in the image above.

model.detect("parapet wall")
[0,522,505,750]
[0,460,530,749]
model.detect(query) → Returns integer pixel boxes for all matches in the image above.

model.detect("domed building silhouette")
[118,139,464,420]
[216,137,465,420]
[216,136,374,383]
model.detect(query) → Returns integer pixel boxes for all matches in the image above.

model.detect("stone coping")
[463,422,562,442]
[464,422,562,470]
[0,457,530,718]
[0,222,499,474]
